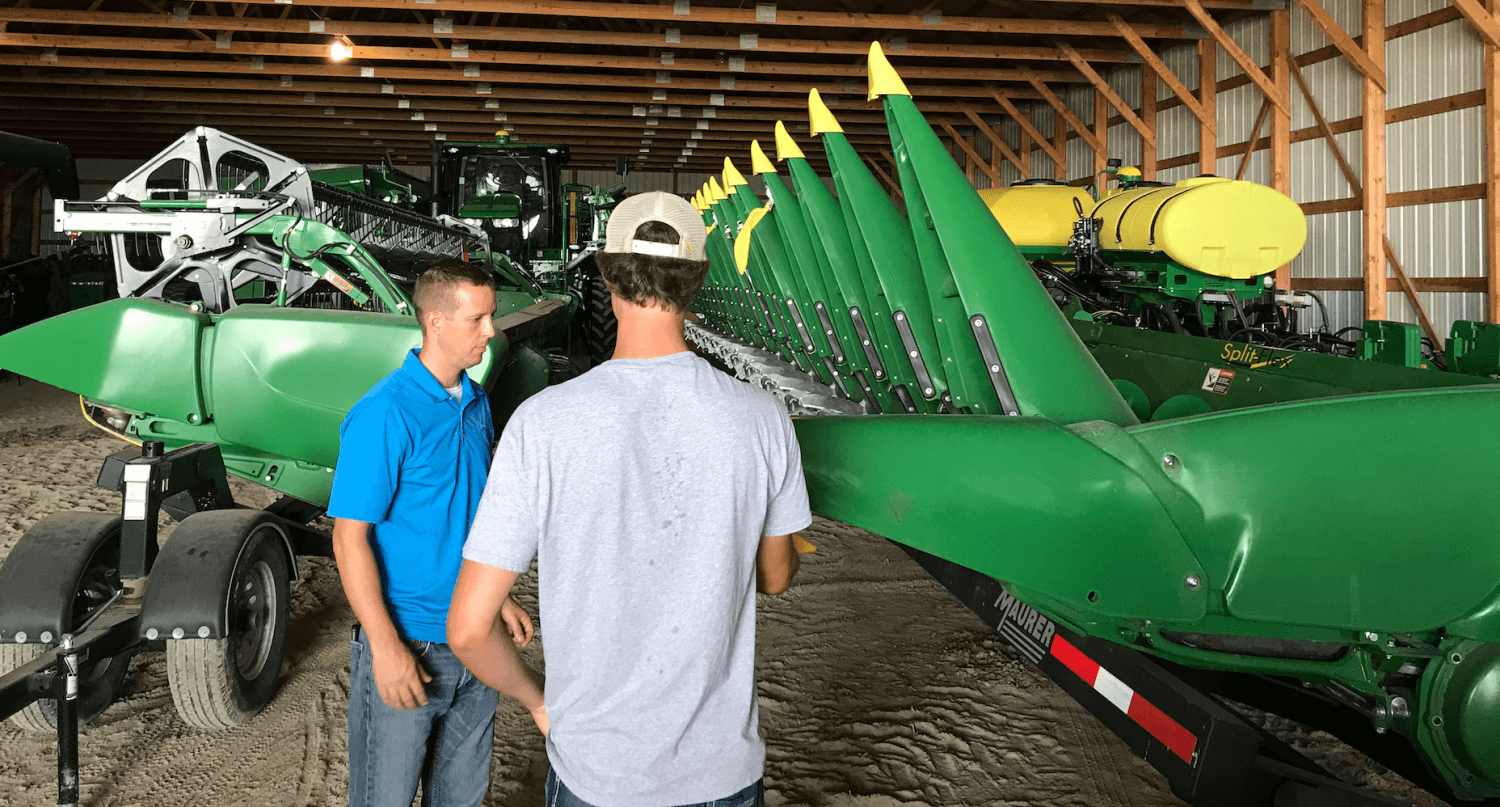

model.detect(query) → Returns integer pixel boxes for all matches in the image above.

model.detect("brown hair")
[412,259,496,331]
[595,220,710,313]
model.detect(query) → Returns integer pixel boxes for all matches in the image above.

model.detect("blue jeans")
[545,769,764,807]
[349,629,499,807]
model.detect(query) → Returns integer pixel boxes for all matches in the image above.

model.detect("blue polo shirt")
[328,349,495,643]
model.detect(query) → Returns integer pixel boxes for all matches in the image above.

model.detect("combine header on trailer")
[689,44,1500,807]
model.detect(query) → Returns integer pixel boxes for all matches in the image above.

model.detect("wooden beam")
[0,46,1062,101]
[1055,42,1156,148]
[1106,12,1211,127]
[1235,98,1271,180]
[1451,0,1500,48]
[1141,68,1157,179]
[1199,39,1218,175]
[1271,8,1292,290]
[210,0,1209,40]
[0,29,1089,83]
[1490,0,1500,322]
[1296,276,1487,292]
[1027,76,1105,153]
[0,8,1136,64]
[1095,82,1108,176]
[1183,0,1291,117]
[1364,0,1388,322]
[939,121,1006,186]
[1292,0,1387,90]
[1290,59,1360,194]
[960,106,1031,176]
[1054,107,1068,181]
[984,89,1064,164]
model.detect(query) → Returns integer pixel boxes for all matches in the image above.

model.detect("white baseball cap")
[604,191,708,260]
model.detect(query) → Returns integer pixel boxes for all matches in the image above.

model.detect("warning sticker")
[1202,367,1236,395]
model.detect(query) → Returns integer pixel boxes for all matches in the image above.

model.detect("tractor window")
[459,154,556,258]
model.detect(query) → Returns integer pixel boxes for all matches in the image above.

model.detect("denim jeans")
[349,628,499,807]
[544,769,764,807]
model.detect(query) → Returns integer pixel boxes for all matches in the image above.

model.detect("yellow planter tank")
[977,184,1093,250]
[1089,177,1307,279]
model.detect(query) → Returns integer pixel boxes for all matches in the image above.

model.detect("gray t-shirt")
[463,350,812,807]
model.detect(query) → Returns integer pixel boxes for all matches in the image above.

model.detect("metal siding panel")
[1161,44,1200,96]
[1292,54,1362,128]
[1217,81,1264,147]
[1387,20,1483,108]
[1292,210,1362,279]
[1387,0,1449,25]
[1217,17,1271,81]
[1107,123,1143,169]
[1067,137,1094,183]
[1290,129,1360,202]
[1158,105,1198,160]
[1386,107,1483,193]
[1216,150,1270,184]
[1107,66,1142,109]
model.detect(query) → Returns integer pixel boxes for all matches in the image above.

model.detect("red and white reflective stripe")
[1050,635,1198,764]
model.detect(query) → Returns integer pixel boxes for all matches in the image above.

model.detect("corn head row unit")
[684,44,1500,807]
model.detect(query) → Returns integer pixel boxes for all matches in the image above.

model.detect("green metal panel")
[0,298,208,422]
[209,304,507,469]
[1127,386,1500,633]
[792,414,1208,622]
[1447,320,1500,377]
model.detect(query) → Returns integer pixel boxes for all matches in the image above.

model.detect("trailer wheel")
[166,525,289,730]
[584,271,617,365]
[0,526,131,733]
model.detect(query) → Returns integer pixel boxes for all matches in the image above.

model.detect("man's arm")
[757,533,800,595]
[448,560,548,734]
[331,518,431,710]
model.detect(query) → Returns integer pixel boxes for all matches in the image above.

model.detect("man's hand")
[498,596,534,647]
[371,640,432,710]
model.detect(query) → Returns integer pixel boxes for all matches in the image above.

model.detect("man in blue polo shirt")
[329,259,534,807]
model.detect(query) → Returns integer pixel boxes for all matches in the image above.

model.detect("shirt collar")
[401,348,477,404]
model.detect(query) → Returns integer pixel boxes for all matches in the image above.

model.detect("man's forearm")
[331,519,404,653]
[453,626,544,712]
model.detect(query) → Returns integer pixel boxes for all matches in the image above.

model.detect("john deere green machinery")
[689,44,1500,806]
[0,126,621,805]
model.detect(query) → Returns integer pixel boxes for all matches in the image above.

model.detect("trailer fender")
[0,512,122,643]
[139,510,295,641]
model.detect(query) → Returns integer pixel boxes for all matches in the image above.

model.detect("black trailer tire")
[585,271,617,365]
[0,515,132,733]
[0,642,130,733]
[165,525,290,730]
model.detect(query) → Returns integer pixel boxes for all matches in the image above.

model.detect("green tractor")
[689,44,1500,807]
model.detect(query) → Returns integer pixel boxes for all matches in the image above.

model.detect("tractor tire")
[584,272,617,366]
[0,523,132,733]
[166,525,290,730]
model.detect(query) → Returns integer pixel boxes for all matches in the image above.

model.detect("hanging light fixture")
[329,36,354,61]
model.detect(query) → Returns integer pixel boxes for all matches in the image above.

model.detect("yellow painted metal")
[774,121,805,161]
[734,207,769,275]
[865,41,912,100]
[808,89,845,136]
[723,157,750,188]
[750,139,776,175]
[978,186,1095,249]
[1091,177,1307,279]
[709,176,729,202]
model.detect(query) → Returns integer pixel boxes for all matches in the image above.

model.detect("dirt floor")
[0,380,1451,807]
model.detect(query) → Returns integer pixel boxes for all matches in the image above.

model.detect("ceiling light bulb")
[330,38,352,61]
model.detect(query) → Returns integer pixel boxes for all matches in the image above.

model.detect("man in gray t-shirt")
[449,191,811,807]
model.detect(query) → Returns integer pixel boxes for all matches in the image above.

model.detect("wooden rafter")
[1291,0,1386,90]
[1234,98,1271,180]
[980,89,1064,163]
[954,108,1026,172]
[872,150,905,201]
[1363,0,1389,322]
[1027,76,1106,153]
[212,0,1206,40]
[1270,7,1292,290]
[1451,0,1500,48]
[1055,42,1156,148]
[1141,68,1157,179]
[938,121,1006,185]
[0,8,1135,65]
[1199,39,1217,175]
[1105,12,1210,127]
[1183,0,1290,116]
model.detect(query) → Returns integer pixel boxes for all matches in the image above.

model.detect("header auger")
[688,42,1500,807]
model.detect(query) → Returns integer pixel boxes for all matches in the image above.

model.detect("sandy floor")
[0,380,1449,807]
